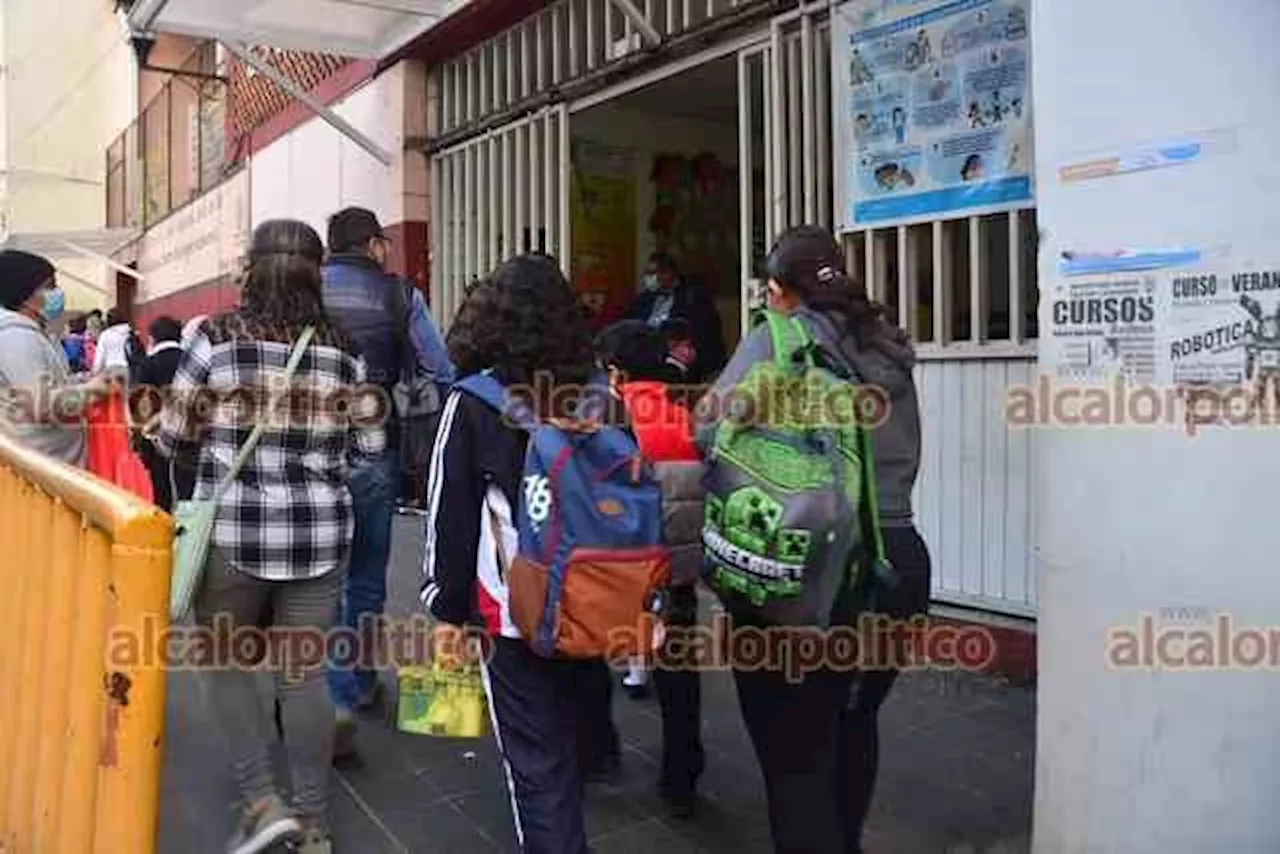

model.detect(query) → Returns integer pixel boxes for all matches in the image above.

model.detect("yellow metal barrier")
[0,433,172,854]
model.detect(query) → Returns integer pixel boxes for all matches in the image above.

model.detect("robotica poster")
[1164,268,1280,388]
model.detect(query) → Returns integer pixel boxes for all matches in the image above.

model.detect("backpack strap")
[455,371,539,433]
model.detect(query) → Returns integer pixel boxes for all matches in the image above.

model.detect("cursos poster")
[833,0,1034,230]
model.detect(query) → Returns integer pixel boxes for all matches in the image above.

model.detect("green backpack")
[701,310,890,627]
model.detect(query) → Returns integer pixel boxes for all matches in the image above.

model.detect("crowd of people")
[0,210,931,854]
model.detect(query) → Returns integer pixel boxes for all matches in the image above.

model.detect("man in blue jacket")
[320,207,455,759]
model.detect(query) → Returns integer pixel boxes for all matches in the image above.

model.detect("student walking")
[154,220,386,854]
[423,255,604,854]
[595,319,707,818]
[131,315,196,511]
[695,225,922,854]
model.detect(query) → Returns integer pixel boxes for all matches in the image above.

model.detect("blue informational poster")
[833,0,1035,230]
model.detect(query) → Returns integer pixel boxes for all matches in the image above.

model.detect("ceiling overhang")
[1,228,142,262]
[126,0,468,61]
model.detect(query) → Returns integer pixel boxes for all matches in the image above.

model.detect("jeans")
[195,549,346,828]
[327,451,398,711]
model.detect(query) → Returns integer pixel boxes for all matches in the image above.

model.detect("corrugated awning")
[126,0,468,61]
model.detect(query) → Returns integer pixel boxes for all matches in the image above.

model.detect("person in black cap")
[0,250,104,465]
[320,206,456,759]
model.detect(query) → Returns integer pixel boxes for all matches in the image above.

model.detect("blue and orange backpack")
[456,372,672,660]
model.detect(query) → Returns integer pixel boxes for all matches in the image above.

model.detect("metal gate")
[429,105,570,319]
[738,4,1039,618]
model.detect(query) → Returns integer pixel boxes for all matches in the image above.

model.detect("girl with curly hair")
[422,254,602,854]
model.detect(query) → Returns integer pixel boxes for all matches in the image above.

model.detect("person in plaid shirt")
[154,219,385,854]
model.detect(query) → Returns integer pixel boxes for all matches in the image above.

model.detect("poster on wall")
[1043,274,1159,382]
[1161,268,1280,387]
[571,139,638,327]
[832,0,1034,231]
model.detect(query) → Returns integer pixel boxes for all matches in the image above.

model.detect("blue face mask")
[642,273,661,291]
[41,288,66,323]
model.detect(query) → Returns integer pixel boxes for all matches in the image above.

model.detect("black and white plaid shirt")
[154,321,387,581]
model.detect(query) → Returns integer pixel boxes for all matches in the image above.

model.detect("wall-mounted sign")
[833,0,1035,230]
[138,168,249,304]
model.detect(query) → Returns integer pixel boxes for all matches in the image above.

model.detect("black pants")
[838,524,933,853]
[484,637,604,854]
[734,656,858,854]
[653,584,704,795]
[143,453,195,513]
[735,525,932,854]
[578,659,621,776]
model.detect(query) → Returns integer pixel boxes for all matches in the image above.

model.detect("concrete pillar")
[1032,1,1280,852]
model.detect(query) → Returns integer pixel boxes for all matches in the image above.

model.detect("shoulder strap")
[215,326,316,499]
[456,371,539,433]
[764,311,817,369]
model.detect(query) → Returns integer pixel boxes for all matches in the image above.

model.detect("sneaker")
[226,794,302,854]
[621,661,650,700]
[333,708,358,764]
[293,827,333,854]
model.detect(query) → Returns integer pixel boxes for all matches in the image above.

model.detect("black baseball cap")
[327,207,387,254]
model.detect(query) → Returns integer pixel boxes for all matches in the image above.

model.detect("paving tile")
[161,520,1037,853]
[372,799,503,853]
[592,817,708,853]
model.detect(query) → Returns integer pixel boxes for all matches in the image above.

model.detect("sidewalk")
[160,518,1035,853]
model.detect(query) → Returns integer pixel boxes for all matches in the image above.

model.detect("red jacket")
[618,381,699,462]
[619,381,704,585]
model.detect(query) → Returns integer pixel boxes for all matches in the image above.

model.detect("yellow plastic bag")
[396,664,490,738]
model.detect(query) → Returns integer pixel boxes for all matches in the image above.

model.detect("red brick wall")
[226,51,376,163]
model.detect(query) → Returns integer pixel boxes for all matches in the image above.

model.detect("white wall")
[1032,1,1280,852]
[1,0,138,310]
[250,65,411,240]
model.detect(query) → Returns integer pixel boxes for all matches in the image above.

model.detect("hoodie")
[0,308,87,466]
[695,307,921,527]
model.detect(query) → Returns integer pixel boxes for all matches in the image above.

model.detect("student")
[423,254,600,854]
[154,220,386,854]
[132,315,195,511]
[695,225,925,854]
[595,319,707,819]
[92,306,135,375]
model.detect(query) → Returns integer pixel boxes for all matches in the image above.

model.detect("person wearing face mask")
[624,251,727,384]
[0,250,106,466]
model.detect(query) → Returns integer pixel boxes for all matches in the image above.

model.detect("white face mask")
[643,273,661,291]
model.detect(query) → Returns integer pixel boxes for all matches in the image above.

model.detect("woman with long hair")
[422,254,605,854]
[155,220,386,854]
[695,225,928,854]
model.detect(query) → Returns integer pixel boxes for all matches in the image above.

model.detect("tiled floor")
[160,519,1035,853]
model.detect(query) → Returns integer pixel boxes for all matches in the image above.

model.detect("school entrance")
[426,0,1039,620]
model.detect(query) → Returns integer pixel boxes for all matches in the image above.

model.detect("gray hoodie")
[0,308,87,467]
[695,307,921,527]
